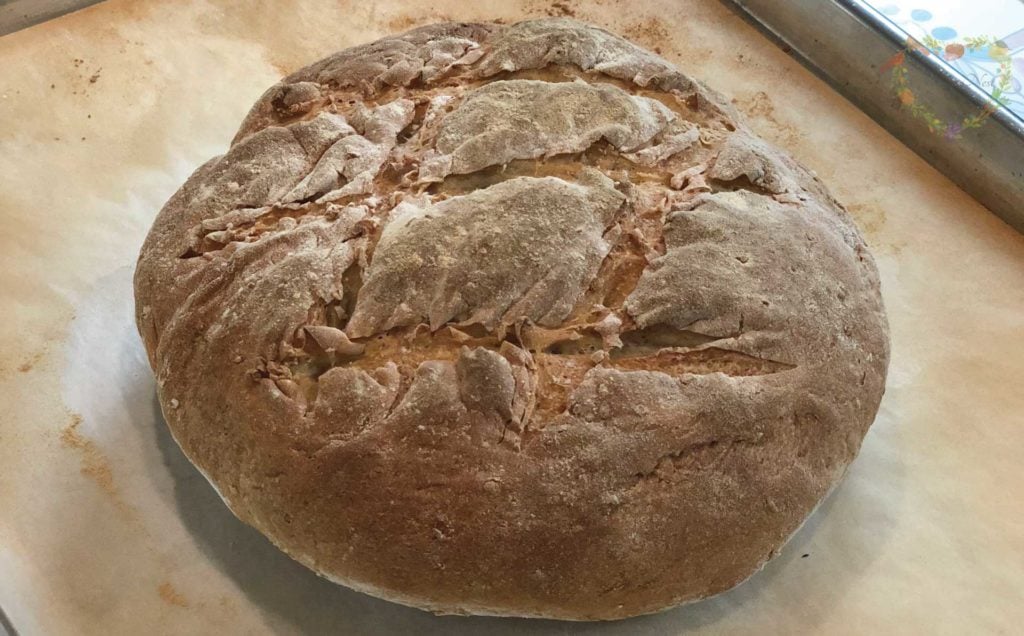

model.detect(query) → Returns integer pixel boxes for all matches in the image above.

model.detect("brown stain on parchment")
[843,200,909,255]
[544,1,576,17]
[622,16,671,49]
[60,413,139,520]
[158,582,190,608]
[0,350,46,378]
[385,9,456,35]
[385,14,418,32]
[847,202,904,254]
[734,90,802,147]
[17,351,45,373]
[624,15,710,63]
[848,202,887,237]
[61,414,116,494]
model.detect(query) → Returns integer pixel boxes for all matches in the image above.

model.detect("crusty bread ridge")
[134,18,890,620]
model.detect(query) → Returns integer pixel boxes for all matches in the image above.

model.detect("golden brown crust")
[134,18,889,620]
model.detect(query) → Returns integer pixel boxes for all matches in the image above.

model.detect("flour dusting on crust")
[134,18,889,621]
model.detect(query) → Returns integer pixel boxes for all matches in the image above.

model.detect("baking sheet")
[1,1,1022,633]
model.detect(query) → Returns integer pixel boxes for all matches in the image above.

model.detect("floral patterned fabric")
[862,0,1024,118]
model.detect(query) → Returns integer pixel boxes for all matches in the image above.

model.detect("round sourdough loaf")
[134,18,889,620]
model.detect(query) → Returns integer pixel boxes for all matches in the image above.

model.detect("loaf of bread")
[134,18,889,619]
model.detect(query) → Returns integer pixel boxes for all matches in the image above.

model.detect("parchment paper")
[1,1,1022,634]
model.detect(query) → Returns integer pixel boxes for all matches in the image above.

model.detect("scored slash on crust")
[174,52,807,436]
